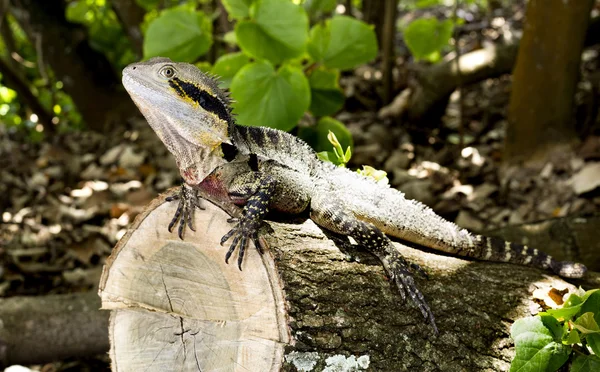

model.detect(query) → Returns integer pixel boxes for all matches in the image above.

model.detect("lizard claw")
[221,221,266,270]
[391,266,438,335]
[166,184,203,239]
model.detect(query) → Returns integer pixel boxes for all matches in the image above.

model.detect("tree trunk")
[362,0,385,49]
[99,191,598,371]
[7,0,135,132]
[506,0,595,166]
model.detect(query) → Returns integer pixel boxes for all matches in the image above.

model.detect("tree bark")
[99,191,598,371]
[0,291,109,367]
[506,0,595,165]
[7,0,135,132]
[362,0,385,49]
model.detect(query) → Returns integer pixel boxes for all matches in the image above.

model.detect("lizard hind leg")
[310,194,438,334]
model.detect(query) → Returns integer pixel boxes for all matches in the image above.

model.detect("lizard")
[121,57,587,334]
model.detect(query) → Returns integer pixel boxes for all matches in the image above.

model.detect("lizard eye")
[159,66,176,79]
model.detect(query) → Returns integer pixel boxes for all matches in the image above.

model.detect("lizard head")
[122,57,232,158]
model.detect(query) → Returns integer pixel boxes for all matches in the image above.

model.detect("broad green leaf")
[222,0,254,19]
[564,329,581,345]
[66,1,90,24]
[540,313,564,341]
[230,61,310,131]
[547,292,584,321]
[403,18,453,62]
[143,7,212,62]
[212,52,251,88]
[580,290,600,325]
[307,23,329,62]
[308,16,377,70]
[304,0,337,15]
[571,355,600,372]
[308,67,344,116]
[573,312,600,335]
[588,334,600,355]
[510,316,570,372]
[298,116,352,153]
[235,0,308,64]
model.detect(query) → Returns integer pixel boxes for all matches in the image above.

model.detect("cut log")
[99,191,597,371]
[0,291,109,367]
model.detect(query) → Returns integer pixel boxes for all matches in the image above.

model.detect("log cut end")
[99,191,289,371]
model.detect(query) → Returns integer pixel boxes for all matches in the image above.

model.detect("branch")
[0,291,109,367]
[110,0,145,58]
[0,56,53,127]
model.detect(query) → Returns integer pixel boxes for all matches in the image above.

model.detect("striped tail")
[473,235,587,278]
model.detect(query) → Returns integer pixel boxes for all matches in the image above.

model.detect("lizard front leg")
[310,192,438,334]
[220,172,276,270]
[165,183,205,239]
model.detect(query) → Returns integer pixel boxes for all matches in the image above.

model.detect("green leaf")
[308,16,378,70]
[230,61,310,131]
[573,313,600,335]
[547,292,584,321]
[403,18,454,62]
[317,151,340,164]
[304,0,337,15]
[211,52,251,88]
[222,0,254,19]
[540,313,564,341]
[308,67,344,116]
[143,7,213,62]
[66,1,90,24]
[224,31,237,46]
[571,355,600,372]
[235,0,308,65]
[509,316,570,372]
[588,334,600,355]
[580,290,600,325]
[564,329,581,345]
[298,116,353,153]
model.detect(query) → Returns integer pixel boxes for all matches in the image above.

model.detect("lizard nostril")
[132,66,136,70]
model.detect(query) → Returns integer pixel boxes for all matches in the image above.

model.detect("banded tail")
[470,235,586,278]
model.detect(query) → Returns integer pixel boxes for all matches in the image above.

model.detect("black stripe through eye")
[169,80,185,97]
[172,77,231,123]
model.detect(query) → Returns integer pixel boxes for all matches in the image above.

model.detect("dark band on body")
[221,143,238,162]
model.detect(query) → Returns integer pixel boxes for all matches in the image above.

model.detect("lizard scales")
[122,57,587,334]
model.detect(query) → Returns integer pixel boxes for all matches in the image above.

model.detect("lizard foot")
[166,184,205,239]
[220,219,268,270]
[389,263,438,335]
